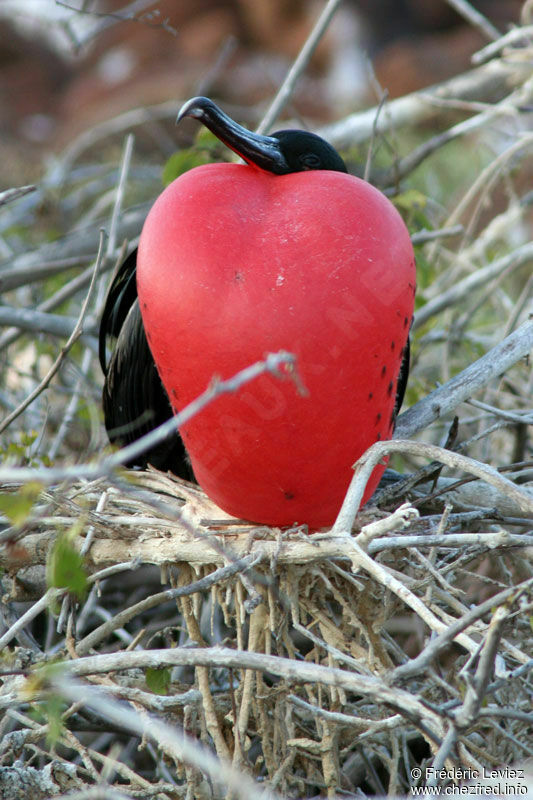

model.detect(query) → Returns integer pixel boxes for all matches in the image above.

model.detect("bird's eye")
[299,152,322,170]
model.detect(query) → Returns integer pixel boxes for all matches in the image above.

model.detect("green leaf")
[393,189,427,212]
[29,695,66,748]
[0,482,42,527]
[162,130,227,186]
[162,149,209,186]
[44,694,66,748]
[19,430,39,448]
[146,666,171,695]
[47,531,88,601]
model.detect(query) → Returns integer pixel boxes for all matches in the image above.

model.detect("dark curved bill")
[177,96,289,175]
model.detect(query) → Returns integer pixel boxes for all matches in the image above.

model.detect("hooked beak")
[177,96,289,175]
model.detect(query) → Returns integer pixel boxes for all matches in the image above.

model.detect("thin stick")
[0,185,36,207]
[0,256,93,292]
[320,58,529,148]
[75,553,263,656]
[444,0,500,41]
[0,306,97,340]
[0,350,297,484]
[0,588,63,652]
[395,317,533,439]
[410,225,463,245]
[391,578,533,683]
[364,90,389,183]
[413,242,533,329]
[0,230,105,435]
[0,259,113,351]
[53,648,444,736]
[472,24,533,64]
[454,605,510,728]
[256,0,344,134]
[333,439,533,534]
[49,675,280,800]
[106,133,134,259]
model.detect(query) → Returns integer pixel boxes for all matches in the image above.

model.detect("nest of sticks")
[1,464,532,798]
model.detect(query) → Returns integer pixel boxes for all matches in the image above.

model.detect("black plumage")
[99,249,193,477]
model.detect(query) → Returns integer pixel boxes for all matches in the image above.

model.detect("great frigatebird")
[99,96,411,520]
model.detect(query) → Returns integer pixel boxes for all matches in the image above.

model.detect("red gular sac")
[136,97,416,528]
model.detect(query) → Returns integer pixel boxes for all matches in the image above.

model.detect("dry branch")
[395,317,533,439]
[321,55,533,147]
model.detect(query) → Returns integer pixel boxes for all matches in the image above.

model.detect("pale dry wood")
[256,0,344,134]
[0,185,36,207]
[0,231,105,435]
[320,56,533,148]
[394,318,533,439]
[47,648,444,738]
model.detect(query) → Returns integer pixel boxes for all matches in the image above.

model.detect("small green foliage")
[413,246,436,300]
[47,526,88,602]
[393,188,427,212]
[145,666,171,695]
[41,694,66,748]
[24,663,67,747]
[0,482,43,527]
[162,129,227,186]
[163,149,208,186]
[19,430,39,448]
[393,188,433,233]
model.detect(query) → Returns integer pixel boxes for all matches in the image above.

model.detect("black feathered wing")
[99,249,194,478]
[394,337,410,420]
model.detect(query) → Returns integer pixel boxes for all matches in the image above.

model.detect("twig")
[0,259,113,351]
[472,24,533,64]
[445,133,533,240]
[390,577,533,683]
[75,553,263,656]
[48,348,94,461]
[0,306,97,340]
[355,503,419,550]
[454,605,511,728]
[414,242,533,328]
[394,317,533,439]
[333,438,533,534]
[58,0,177,50]
[106,133,134,259]
[384,102,522,187]
[343,539,480,656]
[364,90,389,183]
[425,725,458,787]
[0,588,63,652]
[0,185,36,207]
[444,0,501,41]
[0,256,93,292]
[0,230,105,435]
[369,530,533,555]
[47,675,280,800]
[0,350,297,484]
[48,648,444,737]
[466,397,533,424]
[320,58,533,148]
[410,225,463,245]
[256,0,344,134]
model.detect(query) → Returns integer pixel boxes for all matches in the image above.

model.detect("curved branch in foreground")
[51,649,443,737]
[333,439,533,534]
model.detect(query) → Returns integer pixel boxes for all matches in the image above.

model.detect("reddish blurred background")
[0,0,522,183]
